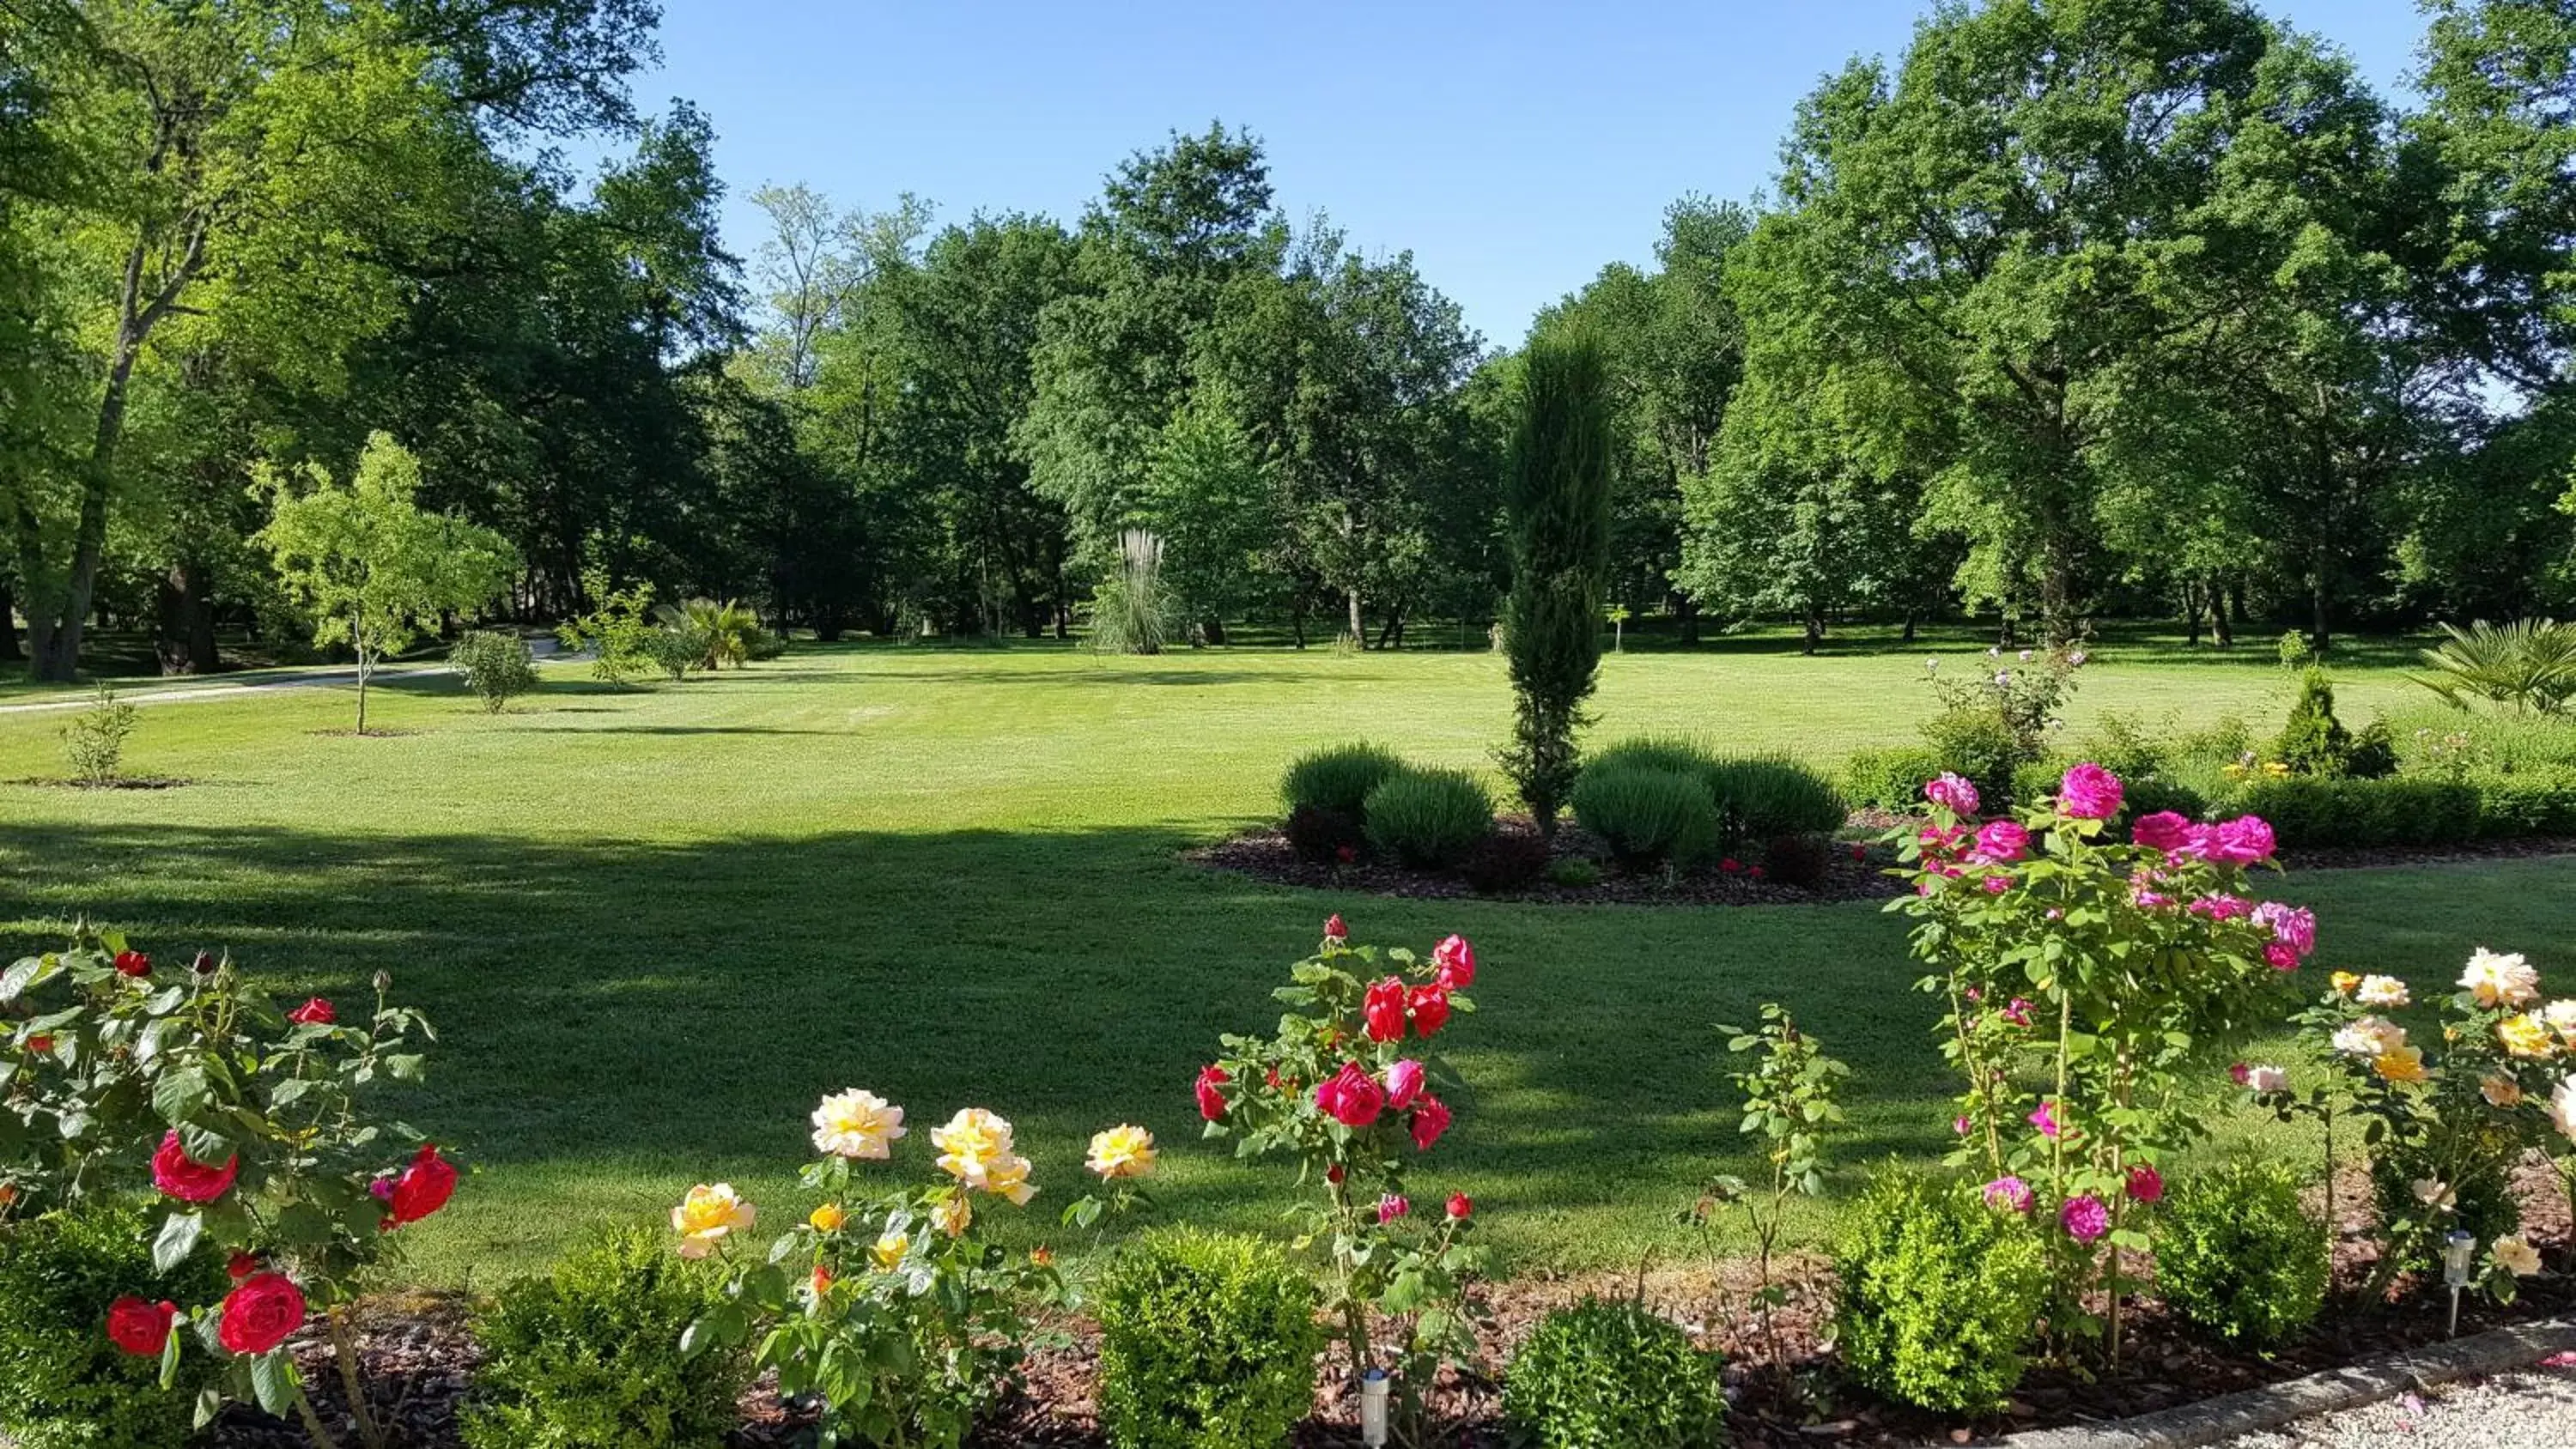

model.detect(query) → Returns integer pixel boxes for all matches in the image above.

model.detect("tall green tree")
[1500,329,1613,839]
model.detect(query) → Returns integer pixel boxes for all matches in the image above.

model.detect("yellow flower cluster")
[932,1107,1038,1205]
[671,1183,756,1259]
[1085,1125,1158,1181]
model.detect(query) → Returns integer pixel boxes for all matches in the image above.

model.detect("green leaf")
[248,1350,299,1416]
[153,1212,204,1274]
[154,1066,210,1125]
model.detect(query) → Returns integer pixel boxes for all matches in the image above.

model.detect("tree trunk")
[2183,579,2204,647]
[1345,586,1364,649]
[1901,609,1918,645]
[0,580,20,663]
[1675,593,1699,646]
[2310,575,2331,658]
[2210,579,2235,648]
[1801,605,1824,656]
[155,560,218,675]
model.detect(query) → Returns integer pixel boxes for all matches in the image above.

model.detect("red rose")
[1447,1193,1473,1220]
[1407,985,1449,1038]
[2126,1164,2166,1204]
[1323,913,1348,943]
[228,1252,260,1282]
[286,997,335,1027]
[1719,857,1742,874]
[112,950,150,979]
[216,1272,307,1356]
[1362,977,1407,1043]
[1194,1064,1230,1122]
[1848,843,1867,862]
[1325,1163,1346,1185]
[106,1296,177,1356]
[1431,935,1475,991]
[1409,1094,1452,1151]
[151,1131,239,1204]
[24,1034,52,1055]
[386,1143,456,1228]
[1314,1061,1384,1128]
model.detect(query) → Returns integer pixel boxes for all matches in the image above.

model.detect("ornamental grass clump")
[1891,763,2303,1367]
[1281,743,1406,825]
[2,930,457,1448]
[1196,921,1490,1446]
[1571,763,1716,871]
[1363,767,1494,869]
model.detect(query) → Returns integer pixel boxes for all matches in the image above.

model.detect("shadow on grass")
[0,820,1955,1207]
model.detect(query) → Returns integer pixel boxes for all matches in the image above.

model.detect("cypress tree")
[1500,328,1614,837]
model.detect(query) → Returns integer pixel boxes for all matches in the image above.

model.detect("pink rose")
[2251,901,2316,957]
[1383,1058,1425,1112]
[1195,1064,1230,1122]
[1982,875,2011,894]
[1315,1062,1385,1128]
[1925,773,1981,815]
[2061,1194,2110,1244]
[1984,1176,2034,1213]
[1973,820,2030,863]
[1408,1094,1451,1151]
[2126,1164,2165,1204]
[2002,998,2032,1028]
[1432,935,1476,991]
[2188,894,2251,921]
[2028,1100,2059,1138]
[1378,1193,1409,1225]
[2132,810,2193,852]
[2264,942,2300,971]
[2213,815,2276,865]
[1323,914,1348,943]
[2057,764,2124,821]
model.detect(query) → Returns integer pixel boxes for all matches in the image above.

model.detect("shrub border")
[2003,1315,2576,1449]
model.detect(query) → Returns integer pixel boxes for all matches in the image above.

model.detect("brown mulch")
[1189,815,2576,910]
[205,1160,2576,1449]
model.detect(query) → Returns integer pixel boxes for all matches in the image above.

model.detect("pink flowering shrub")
[1197,923,1488,1440]
[1892,766,2305,1364]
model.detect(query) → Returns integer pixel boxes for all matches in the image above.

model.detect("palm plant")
[2411,619,2576,715]
[656,597,762,670]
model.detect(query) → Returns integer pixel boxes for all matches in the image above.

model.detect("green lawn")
[0,633,2567,1291]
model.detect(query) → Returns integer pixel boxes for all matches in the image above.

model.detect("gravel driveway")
[2219,1363,2576,1447]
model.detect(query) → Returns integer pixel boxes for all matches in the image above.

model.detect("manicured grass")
[0,634,2565,1291]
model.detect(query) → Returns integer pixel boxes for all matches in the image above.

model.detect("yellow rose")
[1085,1125,1158,1181]
[986,1153,1039,1206]
[2499,1014,2555,1060]
[2330,972,2361,998]
[932,1194,972,1238]
[871,1228,909,1272]
[2483,1076,2524,1108]
[932,1107,1016,1190]
[2373,1045,2431,1084]
[2494,1234,2543,1277]
[809,1203,847,1234]
[671,1183,756,1259]
[811,1088,907,1161]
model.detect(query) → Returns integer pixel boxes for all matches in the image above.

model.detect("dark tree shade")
[1501,328,1614,836]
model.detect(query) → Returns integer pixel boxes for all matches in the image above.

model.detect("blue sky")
[636,0,2435,347]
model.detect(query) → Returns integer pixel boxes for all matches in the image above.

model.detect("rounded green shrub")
[1281,743,1406,822]
[1839,746,1948,811]
[463,1228,748,1449]
[1587,736,1717,784]
[2271,670,2354,776]
[1571,764,1718,870]
[1095,1229,1323,1449]
[451,629,539,712]
[1503,1298,1724,1449]
[0,1203,231,1449]
[2154,1160,2327,1348]
[1709,755,1845,840]
[1921,708,2024,805]
[1363,767,1494,868]
[1834,1170,2048,1416]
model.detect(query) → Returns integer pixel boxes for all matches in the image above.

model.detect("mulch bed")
[206,1161,2576,1448]
[1190,815,2576,909]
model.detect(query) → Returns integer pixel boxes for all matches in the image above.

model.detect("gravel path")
[2218,1363,2576,1447]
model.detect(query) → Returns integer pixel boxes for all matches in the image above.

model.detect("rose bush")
[1890,766,2302,1364]
[678,1088,1083,1448]
[3,931,454,1447]
[1196,921,1488,1445]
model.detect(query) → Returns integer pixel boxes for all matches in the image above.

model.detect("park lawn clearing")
[0,634,2565,1288]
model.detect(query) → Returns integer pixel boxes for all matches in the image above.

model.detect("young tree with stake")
[254,434,515,736]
